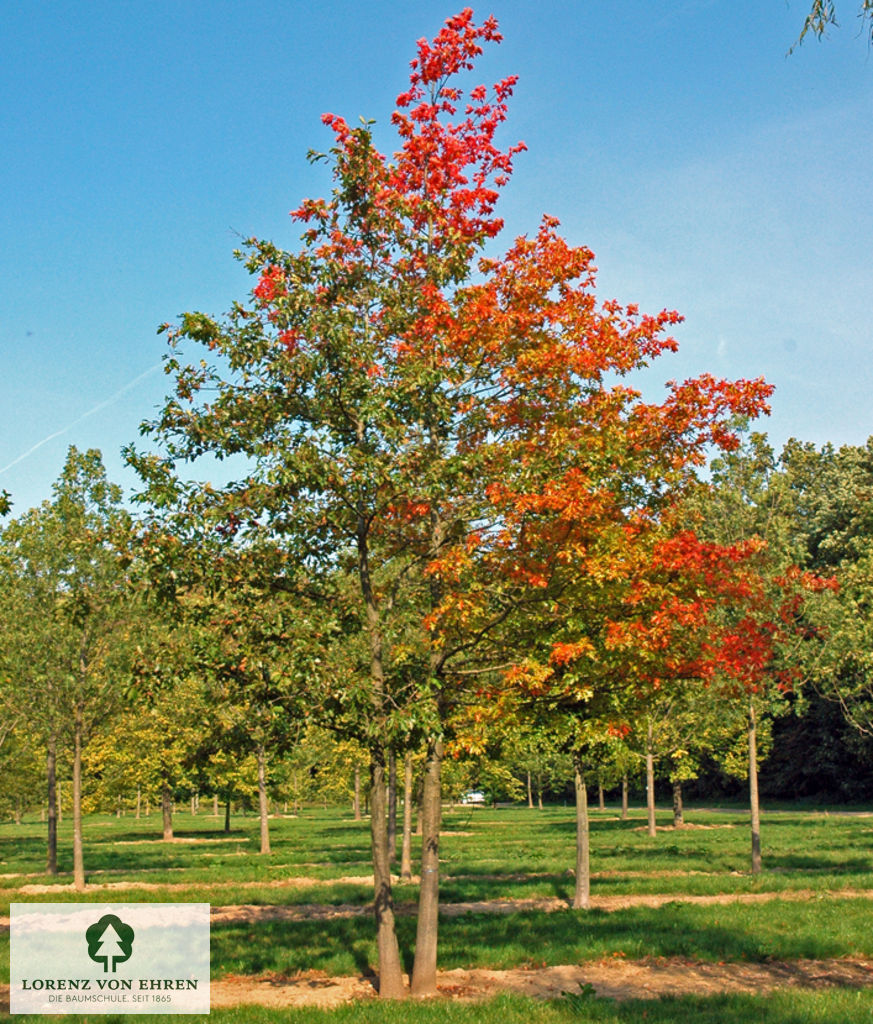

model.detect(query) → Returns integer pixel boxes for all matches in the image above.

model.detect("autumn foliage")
[134,8,781,998]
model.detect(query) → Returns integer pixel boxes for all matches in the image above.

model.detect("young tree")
[0,448,133,888]
[128,9,772,996]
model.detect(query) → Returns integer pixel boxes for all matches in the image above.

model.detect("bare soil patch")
[112,836,251,846]
[6,887,873,928]
[209,887,873,925]
[13,873,376,895]
[632,822,737,832]
[5,957,867,1012]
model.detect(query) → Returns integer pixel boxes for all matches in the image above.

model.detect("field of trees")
[3,5,873,1019]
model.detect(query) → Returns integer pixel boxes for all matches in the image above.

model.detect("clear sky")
[2,1,871,514]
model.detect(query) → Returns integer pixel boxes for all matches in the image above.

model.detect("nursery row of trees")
[2,8,872,1000]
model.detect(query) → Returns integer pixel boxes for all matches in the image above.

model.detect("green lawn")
[7,990,873,1024]
[2,803,873,1021]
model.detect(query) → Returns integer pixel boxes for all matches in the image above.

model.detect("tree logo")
[85,914,135,972]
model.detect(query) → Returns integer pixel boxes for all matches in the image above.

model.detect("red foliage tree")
[132,9,775,995]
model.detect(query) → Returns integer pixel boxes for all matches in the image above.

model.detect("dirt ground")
[3,957,871,1012]
[208,957,873,1007]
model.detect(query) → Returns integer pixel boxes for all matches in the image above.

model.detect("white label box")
[10,903,210,1014]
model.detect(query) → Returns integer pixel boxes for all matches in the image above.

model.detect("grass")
[3,802,873,1019]
[7,990,873,1024]
[3,804,873,897]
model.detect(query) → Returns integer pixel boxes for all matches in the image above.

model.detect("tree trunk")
[358,506,406,999]
[598,781,605,811]
[410,737,443,997]
[370,750,406,998]
[136,785,142,819]
[573,753,590,909]
[646,720,657,838]
[46,736,58,875]
[161,778,173,841]
[387,749,397,863]
[190,795,197,816]
[353,765,362,821]
[749,698,762,874]
[401,752,413,882]
[224,799,231,834]
[213,794,219,817]
[72,705,85,892]
[672,779,684,827]
[527,770,534,809]
[536,771,544,810]
[621,773,629,821]
[257,743,271,855]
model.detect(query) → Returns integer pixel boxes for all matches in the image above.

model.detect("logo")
[85,914,135,973]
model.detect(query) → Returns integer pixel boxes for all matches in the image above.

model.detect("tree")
[690,433,837,872]
[792,0,873,50]
[780,438,873,742]
[0,448,133,888]
[128,9,772,997]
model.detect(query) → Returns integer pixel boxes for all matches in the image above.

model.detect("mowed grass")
[2,802,873,905]
[8,990,873,1024]
[3,802,873,1019]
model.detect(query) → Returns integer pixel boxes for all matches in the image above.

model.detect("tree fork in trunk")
[749,698,762,874]
[573,753,591,909]
[410,737,443,997]
[257,743,271,855]
[370,751,406,999]
[400,751,413,881]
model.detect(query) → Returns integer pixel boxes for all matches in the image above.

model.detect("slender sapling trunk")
[672,779,684,827]
[749,697,762,874]
[573,753,590,909]
[388,749,397,863]
[161,778,173,841]
[72,707,85,891]
[46,737,58,875]
[257,742,271,855]
[370,750,406,998]
[401,752,413,881]
[410,737,443,996]
[646,720,657,838]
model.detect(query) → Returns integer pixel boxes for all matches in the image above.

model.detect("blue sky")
[2,1,871,513]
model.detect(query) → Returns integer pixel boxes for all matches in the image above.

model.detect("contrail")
[0,362,164,476]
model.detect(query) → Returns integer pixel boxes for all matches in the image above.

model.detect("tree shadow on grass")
[212,917,379,979]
